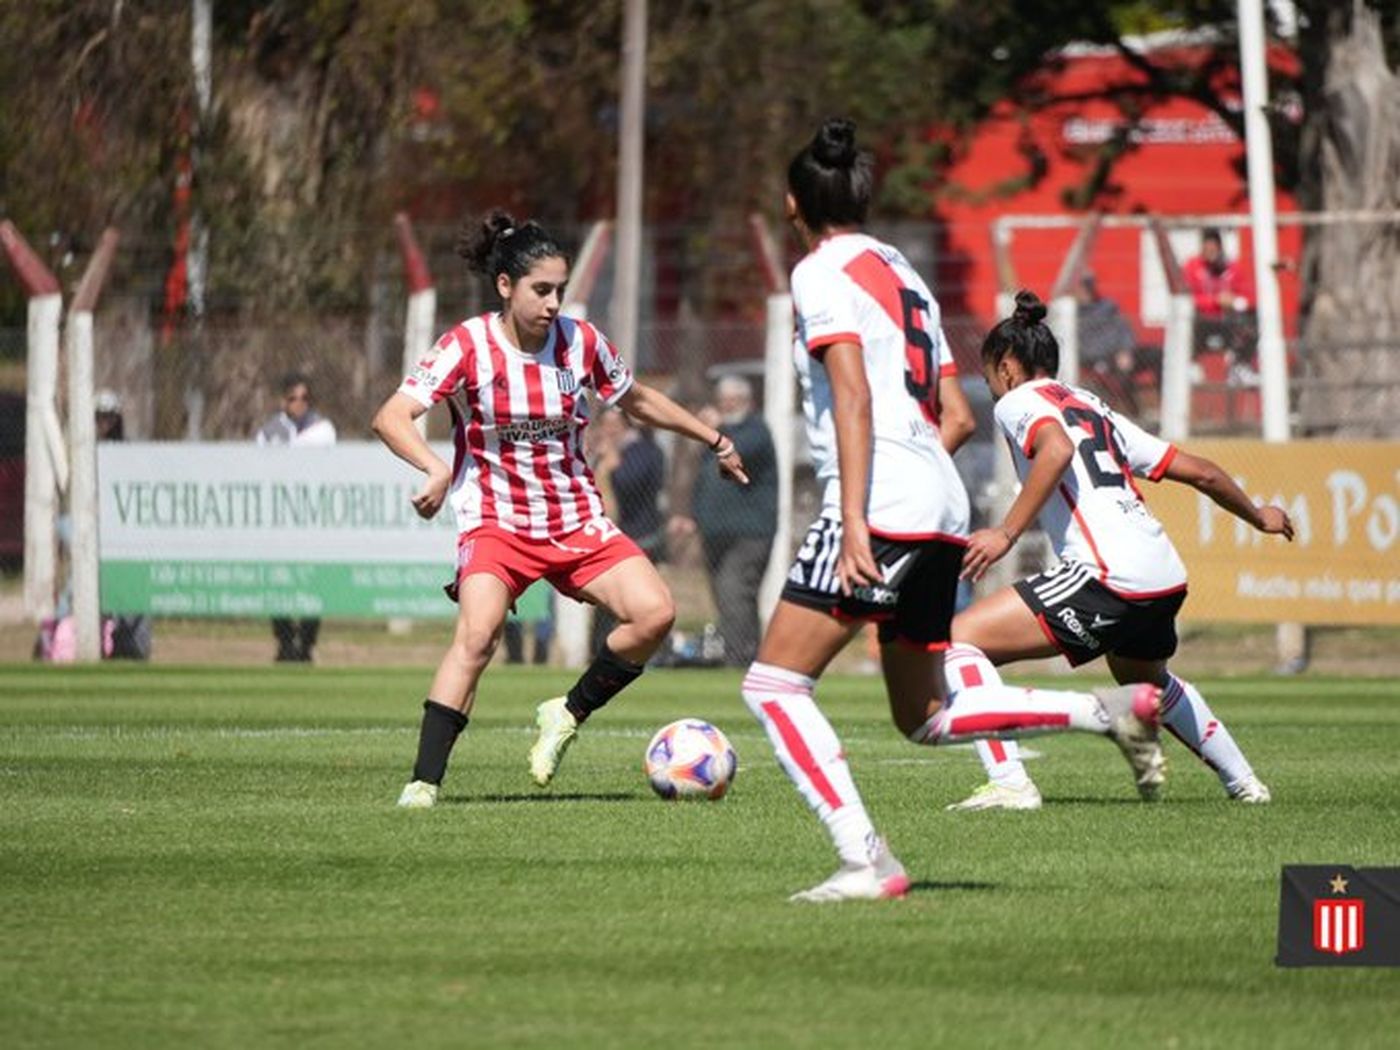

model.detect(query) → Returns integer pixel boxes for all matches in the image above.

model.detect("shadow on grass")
[442,791,645,805]
[907,880,998,893]
[1040,796,1161,806]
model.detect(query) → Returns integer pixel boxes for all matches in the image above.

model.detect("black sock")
[411,700,469,785]
[565,646,644,723]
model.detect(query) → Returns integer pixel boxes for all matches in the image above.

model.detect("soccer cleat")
[1095,683,1167,801]
[528,697,579,787]
[789,838,911,903]
[945,780,1043,812]
[396,780,438,808]
[1229,776,1272,804]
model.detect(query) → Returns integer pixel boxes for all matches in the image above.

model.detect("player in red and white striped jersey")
[744,122,1175,903]
[374,211,748,808]
[946,291,1294,812]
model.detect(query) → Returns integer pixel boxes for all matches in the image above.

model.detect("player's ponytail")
[787,118,873,231]
[457,208,567,287]
[981,289,1060,378]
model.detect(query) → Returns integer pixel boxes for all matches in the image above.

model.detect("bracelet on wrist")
[709,431,726,452]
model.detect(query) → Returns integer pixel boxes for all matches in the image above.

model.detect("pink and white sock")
[910,680,1110,745]
[742,662,877,867]
[946,644,1029,787]
[1160,673,1255,789]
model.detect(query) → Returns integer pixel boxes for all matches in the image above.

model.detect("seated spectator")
[1183,228,1254,361]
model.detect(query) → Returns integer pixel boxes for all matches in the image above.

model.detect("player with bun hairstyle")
[943,290,1291,812]
[744,122,1176,902]
[374,210,749,808]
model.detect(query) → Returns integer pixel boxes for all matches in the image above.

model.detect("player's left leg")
[528,554,675,786]
[942,644,1040,811]
[1107,654,1270,802]
[882,643,1165,799]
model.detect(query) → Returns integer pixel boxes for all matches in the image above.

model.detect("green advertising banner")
[98,443,472,619]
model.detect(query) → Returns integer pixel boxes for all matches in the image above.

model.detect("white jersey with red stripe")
[398,312,633,538]
[791,232,969,540]
[993,378,1187,597]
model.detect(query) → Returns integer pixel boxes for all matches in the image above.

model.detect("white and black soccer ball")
[643,719,738,800]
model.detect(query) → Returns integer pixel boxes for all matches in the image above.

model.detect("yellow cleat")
[528,697,579,787]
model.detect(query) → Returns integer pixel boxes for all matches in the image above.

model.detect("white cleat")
[397,780,439,808]
[529,697,579,787]
[1096,683,1167,801]
[789,838,911,903]
[1229,776,1272,804]
[946,780,1043,812]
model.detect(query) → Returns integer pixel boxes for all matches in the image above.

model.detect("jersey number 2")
[1061,406,1128,488]
[900,288,939,424]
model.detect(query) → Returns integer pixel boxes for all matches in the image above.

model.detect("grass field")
[2,664,1398,1049]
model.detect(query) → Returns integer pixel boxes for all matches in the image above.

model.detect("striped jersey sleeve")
[586,325,635,406]
[398,328,468,407]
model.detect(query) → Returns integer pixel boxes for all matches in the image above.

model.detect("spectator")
[670,375,777,666]
[1183,228,1254,359]
[587,406,666,650]
[589,407,665,559]
[1075,271,1145,414]
[257,373,336,662]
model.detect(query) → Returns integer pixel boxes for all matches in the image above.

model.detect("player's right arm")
[1163,449,1294,540]
[371,393,452,519]
[961,422,1073,582]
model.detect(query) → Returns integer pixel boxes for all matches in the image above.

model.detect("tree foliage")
[1,0,1396,328]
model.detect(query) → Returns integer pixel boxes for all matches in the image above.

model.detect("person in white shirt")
[741,121,1175,904]
[256,374,336,661]
[945,290,1293,813]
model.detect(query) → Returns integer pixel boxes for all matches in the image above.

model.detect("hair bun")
[1012,289,1048,325]
[811,118,858,168]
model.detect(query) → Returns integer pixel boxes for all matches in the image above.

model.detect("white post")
[65,311,100,660]
[1159,292,1196,442]
[64,228,119,662]
[403,290,437,437]
[553,301,596,668]
[1238,0,1304,670]
[610,0,647,359]
[758,292,795,626]
[25,293,63,621]
[1048,295,1079,385]
[1237,0,1289,444]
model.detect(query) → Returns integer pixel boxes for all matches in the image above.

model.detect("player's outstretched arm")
[1163,449,1294,540]
[371,392,452,519]
[961,425,1074,581]
[616,383,749,485]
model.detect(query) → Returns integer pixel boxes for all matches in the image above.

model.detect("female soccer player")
[742,120,1171,902]
[944,291,1292,812]
[373,211,748,807]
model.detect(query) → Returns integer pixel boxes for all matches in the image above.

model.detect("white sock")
[910,683,1109,744]
[742,662,877,867]
[1161,673,1256,790]
[947,644,1029,787]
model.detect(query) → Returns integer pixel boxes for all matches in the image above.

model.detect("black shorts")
[1013,560,1187,667]
[780,515,964,650]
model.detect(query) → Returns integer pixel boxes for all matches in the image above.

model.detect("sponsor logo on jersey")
[496,417,572,443]
[410,364,436,386]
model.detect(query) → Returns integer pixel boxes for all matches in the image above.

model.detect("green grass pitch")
[2,664,1398,1048]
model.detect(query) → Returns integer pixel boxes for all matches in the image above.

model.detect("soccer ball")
[644,719,738,800]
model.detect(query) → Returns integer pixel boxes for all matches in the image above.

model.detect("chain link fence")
[3,216,1396,664]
